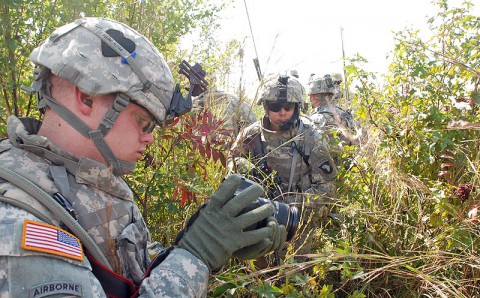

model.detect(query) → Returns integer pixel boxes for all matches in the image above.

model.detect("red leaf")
[171,117,180,126]
[180,189,189,207]
[206,141,211,159]
[172,186,179,201]
[441,162,455,168]
[219,152,227,167]
[198,144,206,157]
[438,171,451,177]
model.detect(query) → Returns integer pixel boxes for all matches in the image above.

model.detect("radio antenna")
[244,0,262,81]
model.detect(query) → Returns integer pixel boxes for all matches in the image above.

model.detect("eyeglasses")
[267,102,296,112]
[133,109,156,133]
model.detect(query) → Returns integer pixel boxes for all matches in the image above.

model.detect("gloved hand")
[233,216,286,260]
[177,174,287,271]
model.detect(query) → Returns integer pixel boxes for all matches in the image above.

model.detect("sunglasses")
[133,110,156,133]
[267,102,296,112]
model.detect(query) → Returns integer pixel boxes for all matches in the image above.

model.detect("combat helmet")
[257,74,304,130]
[257,74,304,105]
[330,73,343,85]
[306,74,336,96]
[29,17,175,122]
[23,17,205,175]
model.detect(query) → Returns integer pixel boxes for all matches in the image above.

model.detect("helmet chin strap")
[39,89,136,176]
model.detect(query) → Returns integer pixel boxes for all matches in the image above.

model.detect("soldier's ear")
[74,86,94,115]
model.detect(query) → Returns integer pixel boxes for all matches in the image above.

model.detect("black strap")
[144,246,175,277]
[85,250,137,298]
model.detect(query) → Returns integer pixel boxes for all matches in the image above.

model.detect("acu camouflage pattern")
[29,17,174,122]
[229,116,337,257]
[306,75,336,98]
[193,90,257,132]
[0,116,209,297]
[310,102,363,146]
[256,74,305,104]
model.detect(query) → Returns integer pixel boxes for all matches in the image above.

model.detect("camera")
[236,176,299,241]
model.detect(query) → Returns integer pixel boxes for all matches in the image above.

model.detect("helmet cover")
[29,17,174,122]
[306,75,336,96]
[257,74,304,105]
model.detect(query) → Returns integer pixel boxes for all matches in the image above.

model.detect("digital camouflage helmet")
[306,74,336,96]
[330,73,343,85]
[257,74,304,130]
[257,74,305,105]
[23,17,206,175]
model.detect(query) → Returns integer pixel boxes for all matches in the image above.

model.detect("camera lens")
[236,177,299,241]
[268,199,299,241]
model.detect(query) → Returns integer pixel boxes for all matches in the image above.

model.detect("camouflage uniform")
[229,75,337,260]
[307,75,363,147]
[193,90,257,133]
[0,17,212,297]
[0,116,209,297]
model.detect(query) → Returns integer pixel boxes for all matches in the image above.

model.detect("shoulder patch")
[30,281,82,298]
[21,219,84,262]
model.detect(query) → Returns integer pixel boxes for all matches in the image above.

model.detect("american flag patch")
[21,220,84,261]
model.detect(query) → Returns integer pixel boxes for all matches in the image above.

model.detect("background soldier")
[229,74,337,264]
[330,72,344,100]
[193,89,257,133]
[0,17,286,297]
[307,74,364,147]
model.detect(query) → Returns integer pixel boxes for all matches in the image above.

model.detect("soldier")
[289,70,299,79]
[307,74,364,147]
[193,89,257,133]
[330,72,344,100]
[229,74,337,263]
[0,17,286,297]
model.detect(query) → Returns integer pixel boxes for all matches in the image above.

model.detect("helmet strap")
[39,90,136,175]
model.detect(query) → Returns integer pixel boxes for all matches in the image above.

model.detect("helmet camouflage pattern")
[306,75,336,96]
[289,69,299,78]
[331,73,343,84]
[29,17,174,122]
[256,74,304,105]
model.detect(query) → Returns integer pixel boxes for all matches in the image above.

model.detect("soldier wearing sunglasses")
[229,74,338,265]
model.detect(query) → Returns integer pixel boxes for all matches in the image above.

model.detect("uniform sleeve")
[307,129,338,198]
[0,205,106,298]
[138,248,209,298]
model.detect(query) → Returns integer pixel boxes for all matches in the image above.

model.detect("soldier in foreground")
[0,17,286,297]
[229,74,337,264]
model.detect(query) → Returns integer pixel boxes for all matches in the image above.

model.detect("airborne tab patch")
[30,281,82,298]
[21,220,84,261]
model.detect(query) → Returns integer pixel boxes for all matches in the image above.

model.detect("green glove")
[177,174,283,271]
[232,216,287,260]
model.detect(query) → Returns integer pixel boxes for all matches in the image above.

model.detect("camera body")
[236,176,299,241]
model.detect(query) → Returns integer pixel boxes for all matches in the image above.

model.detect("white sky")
[207,0,476,96]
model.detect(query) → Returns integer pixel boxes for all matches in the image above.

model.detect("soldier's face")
[267,103,295,129]
[105,102,155,163]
